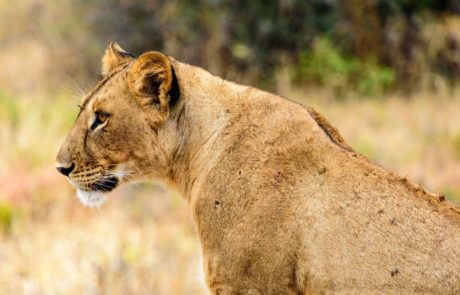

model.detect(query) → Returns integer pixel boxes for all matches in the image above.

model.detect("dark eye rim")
[91,111,109,130]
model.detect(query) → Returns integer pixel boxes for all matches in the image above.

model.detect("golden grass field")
[0,88,459,294]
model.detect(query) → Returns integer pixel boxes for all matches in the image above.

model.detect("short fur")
[56,43,460,294]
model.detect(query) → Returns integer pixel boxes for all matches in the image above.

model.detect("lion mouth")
[90,176,119,192]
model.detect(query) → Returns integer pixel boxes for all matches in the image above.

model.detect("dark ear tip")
[109,42,135,58]
[120,51,135,58]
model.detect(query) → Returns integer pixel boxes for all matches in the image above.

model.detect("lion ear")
[127,51,173,116]
[101,42,134,76]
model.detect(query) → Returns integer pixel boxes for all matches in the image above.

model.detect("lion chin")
[76,189,107,208]
[71,175,120,208]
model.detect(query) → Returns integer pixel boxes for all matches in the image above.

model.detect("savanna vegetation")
[0,1,459,293]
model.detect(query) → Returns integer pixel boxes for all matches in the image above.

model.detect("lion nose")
[56,162,75,177]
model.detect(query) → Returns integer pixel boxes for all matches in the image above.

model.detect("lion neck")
[161,60,242,201]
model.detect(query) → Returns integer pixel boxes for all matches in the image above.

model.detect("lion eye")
[91,111,109,130]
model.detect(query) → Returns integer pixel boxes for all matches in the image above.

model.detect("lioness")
[56,43,460,294]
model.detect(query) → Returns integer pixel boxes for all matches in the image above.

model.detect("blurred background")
[0,0,459,294]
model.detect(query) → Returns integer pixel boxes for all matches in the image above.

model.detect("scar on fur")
[273,171,282,185]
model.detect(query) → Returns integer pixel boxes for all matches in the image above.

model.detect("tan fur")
[56,44,460,294]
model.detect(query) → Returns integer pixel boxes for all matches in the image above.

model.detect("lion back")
[306,106,354,152]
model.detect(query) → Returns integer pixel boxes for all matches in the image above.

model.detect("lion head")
[55,43,180,207]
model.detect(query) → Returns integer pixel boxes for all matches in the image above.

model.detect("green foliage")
[356,62,395,96]
[0,201,14,233]
[2,0,458,96]
[443,188,460,205]
[0,90,20,127]
[294,38,395,96]
[452,133,460,157]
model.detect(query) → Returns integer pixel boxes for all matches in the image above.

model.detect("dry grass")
[0,88,459,294]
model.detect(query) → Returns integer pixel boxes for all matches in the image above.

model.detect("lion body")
[169,62,460,294]
[57,45,460,294]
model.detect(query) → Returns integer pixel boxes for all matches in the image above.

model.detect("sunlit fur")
[56,43,460,294]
